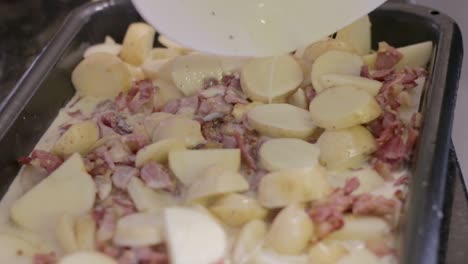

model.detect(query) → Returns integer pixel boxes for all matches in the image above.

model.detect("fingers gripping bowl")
[0,1,462,264]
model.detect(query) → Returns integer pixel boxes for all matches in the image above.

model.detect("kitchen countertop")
[0,0,466,263]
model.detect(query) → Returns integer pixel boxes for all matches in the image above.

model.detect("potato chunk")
[326,216,390,241]
[119,22,155,66]
[317,126,377,170]
[72,53,132,98]
[52,121,99,157]
[58,252,117,264]
[11,154,95,231]
[320,74,382,96]
[309,241,348,264]
[311,51,364,93]
[113,212,164,247]
[168,149,241,185]
[258,166,332,208]
[127,177,177,212]
[135,138,186,167]
[247,104,316,139]
[210,194,267,227]
[309,86,381,129]
[232,220,267,264]
[241,55,303,103]
[56,213,78,253]
[152,116,206,147]
[259,138,320,171]
[75,214,96,251]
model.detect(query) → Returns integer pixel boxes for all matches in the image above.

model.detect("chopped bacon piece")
[375,42,403,70]
[132,246,170,264]
[361,65,371,78]
[18,150,63,174]
[112,165,138,189]
[343,177,360,195]
[96,208,116,243]
[222,136,238,148]
[162,99,180,114]
[249,169,267,191]
[199,86,226,98]
[198,96,233,117]
[128,80,155,113]
[394,174,409,187]
[234,132,257,170]
[100,112,133,135]
[221,74,241,89]
[67,109,86,119]
[177,96,199,116]
[112,192,137,216]
[374,136,407,168]
[366,240,396,257]
[352,194,397,216]
[140,161,175,192]
[33,252,56,264]
[371,159,394,181]
[224,87,248,104]
[304,85,317,105]
[122,133,150,153]
[201,119,225,143]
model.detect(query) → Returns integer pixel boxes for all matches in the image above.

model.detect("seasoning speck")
[211,11,216,16]
[228,35,234,40]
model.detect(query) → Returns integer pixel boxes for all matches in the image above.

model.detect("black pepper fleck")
[228,35,234,40]
[211,11,216,16]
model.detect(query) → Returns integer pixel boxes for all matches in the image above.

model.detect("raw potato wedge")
[326,216,390,241]
[317,126,377,170]
[266,204,314,255]
[168,149,241,185]
[56,213,78,253]
[363,41,433,70]
[232,220,267,264]
[164,207,227,264]
[10,154,95,231]
[152,79,184,108]
[52,121,99,157]
[335,16,372,55]
[58,252,117,264]
[75,215,96,251]
[287,88,308,109]
[171,54,223,96]
[309,241,348,264]
[241,55,303,103]
[210,193,267,227]
[135,138,186,167]
[320,74,382,96]
[309,86,381,130]
[72,53,132,98]
[311,51,364,93]
[258,167,332,208]
[247,104,316,139]
[113,212,164,247]
[186,165,249,202]
[259,138,320,171]
[127,177,177,212]
[336,249,380,264]
[152,116,206,147]
[120,22,155,66]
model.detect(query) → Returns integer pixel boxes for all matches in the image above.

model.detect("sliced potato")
[258,166,332,208]
[141,59,170,79]
[336,249,380,264]
[232,101,264,122]
[120,22,155,66]
[363,41,433,70]
[56,213,78,253]
[219,56,249,73]
[83,42,122,58]
[168,149,241,185]
[317,126,376,170]
[331,168,384,194]
[153,79,184,108]
[247,104,316,139]
[58,251,117,264]
[287,88,308,109]
[309,86,381,130]
[152,116,206,147]
[259,138,320,171]
[336,16,372,55]
[297,39,357,62]
[326,216,390,241]
[113,212,164,247]
[0,233,43,263]
[320,74,382,96]
[232,220,267,264]
[52,121,99,157]
[266,204,314,255]
[241,55,303,103]
[75,214,96,251]
[171,54,223,96]
[309,241,349,264]
[150,48,183,60]
[210,194,267,227]
[186,165,249,202]
[311,51,364,93]
[72,53,132,98]
[135,138,186,167]
[158,35,192,53]
[127,177,177,212]
[11,154,95,231]
[124,62,146,80]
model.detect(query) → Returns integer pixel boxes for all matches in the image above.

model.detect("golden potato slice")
[335,16,372,55]
[320,74,382,96]
[311,51,364,93]
[309,241,348,264]
[309,86,381,130]
[152,79,184,109]
[152,116,206,147]
[247,104,317,139]
[171,54,223,96]
[317,126,376,170]
[135,138,186,167]
[120,22,155,66]
[186,165,249,202]
[287,88,308,109]
[52,121,99,157]
[258,166,332,208]
[210,193,267,227]
[363,41,433,70]
[266,204,314,255]
[326,216,390,241]
[72,53,132,98]
[232,220,267,264]
[141,59,170,80]
[168,149,241,185]
[259,138,320,171]
[127,177,177,212]
[241,55,303,103]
